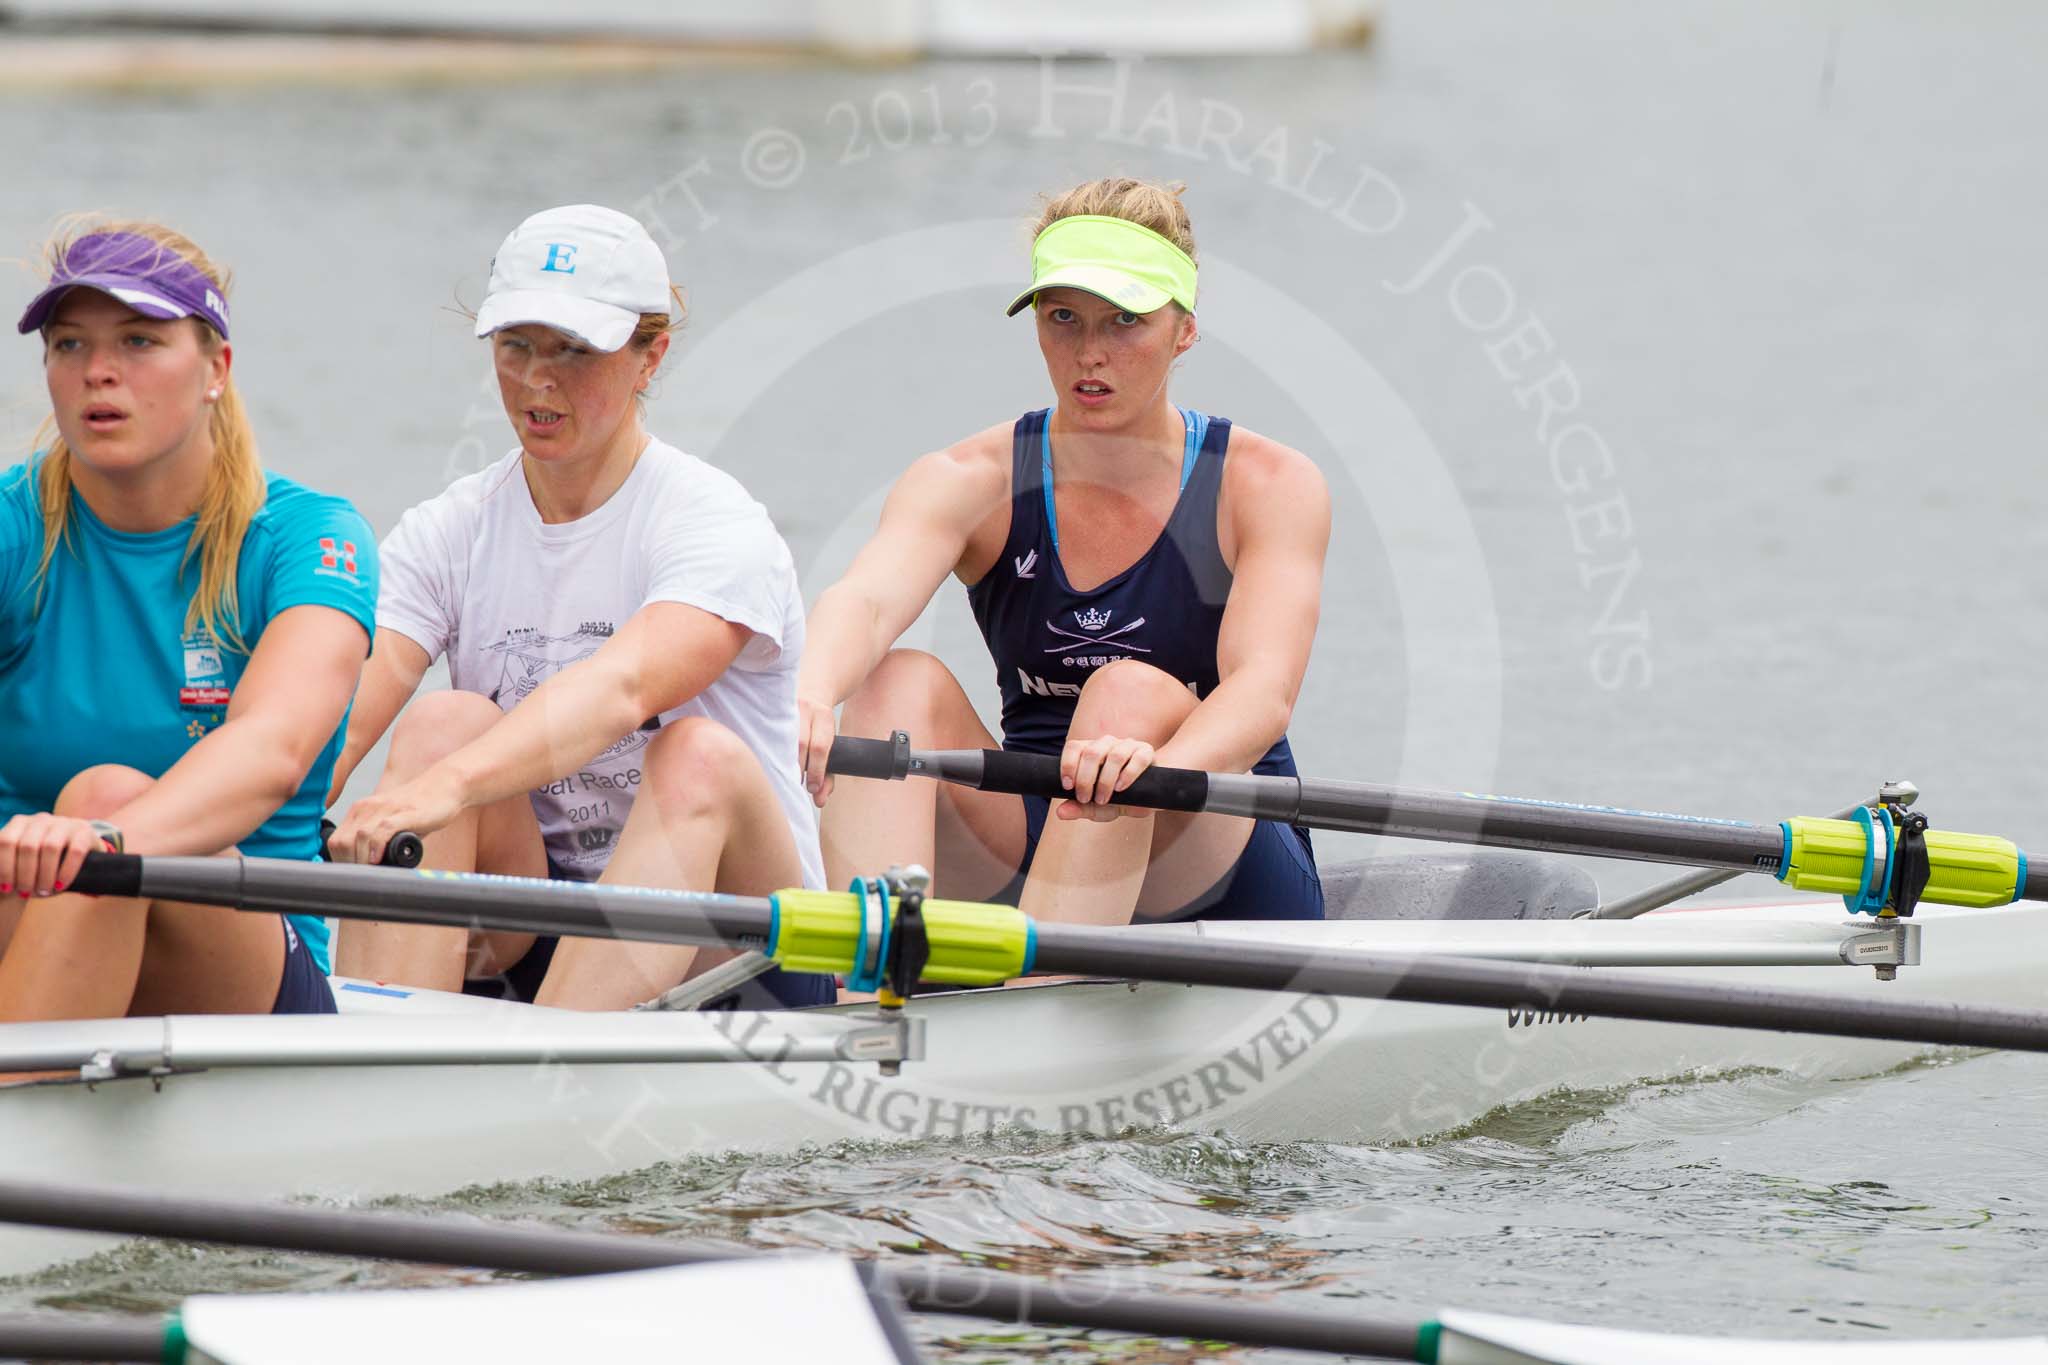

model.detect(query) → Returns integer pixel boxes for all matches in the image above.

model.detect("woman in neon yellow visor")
[799,177,1330,929]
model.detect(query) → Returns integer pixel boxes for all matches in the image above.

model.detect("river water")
[3,0,2047,1356]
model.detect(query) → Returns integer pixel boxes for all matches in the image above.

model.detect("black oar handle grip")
[69,827,423,899]
[826,735,907,781]
[826,735,1213,812]
[319,820,424,869]
[978,749,1211,813]
[70,853,142,898]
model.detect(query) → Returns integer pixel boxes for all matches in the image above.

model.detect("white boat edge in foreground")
[29,1254,2048,1364]
[176,1256,918,1365]
[1431,1307,2048,1364]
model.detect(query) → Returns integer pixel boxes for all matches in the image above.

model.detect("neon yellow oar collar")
[1004,214,1198,318]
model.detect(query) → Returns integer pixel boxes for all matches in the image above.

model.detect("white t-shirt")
[377,440,825,889]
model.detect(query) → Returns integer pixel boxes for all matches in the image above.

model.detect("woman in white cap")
[327,204,831,1011]
[798,178,1329,928]
[0,216,376,1024]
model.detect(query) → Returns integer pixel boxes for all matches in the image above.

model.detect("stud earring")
[206,388,220,401]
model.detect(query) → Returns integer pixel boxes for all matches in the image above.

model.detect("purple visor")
[16,231,230,339]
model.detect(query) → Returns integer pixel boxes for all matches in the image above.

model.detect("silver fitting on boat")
[79,1045,167,1084]
[852,1010,927,1068]
[1839,918,1920,980]
[886,864,932,898]
[873,864,935,1078]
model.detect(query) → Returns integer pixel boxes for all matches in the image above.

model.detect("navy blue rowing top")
[965,407,1298,778]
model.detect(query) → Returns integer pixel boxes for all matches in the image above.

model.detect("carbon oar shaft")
[0,1316,163,1362]
[1031,924,2048,1053]
[829,737,2042,909]
[63,852,2048,1054]
[68,855,777,952]
[1590,798,1873,920]
[0,1179,1420,1361]
[829,736,1784,871]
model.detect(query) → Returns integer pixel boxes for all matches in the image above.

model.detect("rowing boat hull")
[2,898,2042,1277]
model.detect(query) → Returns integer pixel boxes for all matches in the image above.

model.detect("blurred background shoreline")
[0,0,1380,89]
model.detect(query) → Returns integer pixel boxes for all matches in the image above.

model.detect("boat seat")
[1320,851,1597,921]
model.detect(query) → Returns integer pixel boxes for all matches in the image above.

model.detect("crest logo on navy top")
[1043,611,1150,657]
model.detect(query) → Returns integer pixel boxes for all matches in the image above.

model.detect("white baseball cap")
[474,204,670,353]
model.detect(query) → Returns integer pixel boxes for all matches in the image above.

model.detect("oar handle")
[828,735,1211,812]
[823,734,911,780]
[318,819,424,870]
[976,748,1211,811]
[67,856,142,898]
[66,828,423,899]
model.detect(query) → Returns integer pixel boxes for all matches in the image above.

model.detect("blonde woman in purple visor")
[799,178,1330,929]
[0,219,377,1024]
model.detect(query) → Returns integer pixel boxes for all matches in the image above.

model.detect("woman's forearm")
[109,714,324,856]
[419,605,747,814]
[327,632,431,806]
[429,659,648,811]
[1153,669,1296,776]
[797,581,889,707]
[798,448,998,709]
[107,607,374,856]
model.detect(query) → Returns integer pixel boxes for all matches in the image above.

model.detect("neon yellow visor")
[1004,215,1198,318]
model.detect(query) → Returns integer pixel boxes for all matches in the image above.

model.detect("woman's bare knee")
[1070,660,1196,745]
[52,765,155,820]
[642,717,755,818]
[843,648,984,747]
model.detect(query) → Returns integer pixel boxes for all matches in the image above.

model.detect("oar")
[0,1176,1424,1361]
[827,735,2041,911]
[0,1315,162,1362]
[1587,790,1900,920]
[60,851,2048,1055]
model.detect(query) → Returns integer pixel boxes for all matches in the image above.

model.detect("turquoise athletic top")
[0,455,377,974]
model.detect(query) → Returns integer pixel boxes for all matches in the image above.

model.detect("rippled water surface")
[8,1053,2048,1358]
[4,0,2048,1356]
